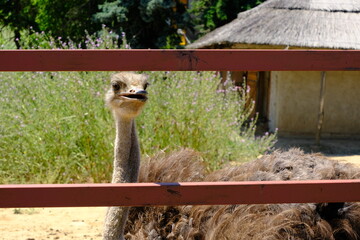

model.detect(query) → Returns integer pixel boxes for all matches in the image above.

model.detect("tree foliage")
[0,0,105,47]
[93,0,189,48]
[0,0,38,48]
[33,0,105,43]
[190,0,265,36]
[0,0,265,48]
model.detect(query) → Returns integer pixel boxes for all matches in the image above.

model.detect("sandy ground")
[329,155,360,167]
[0,207,106,240]
[1,148,359,239]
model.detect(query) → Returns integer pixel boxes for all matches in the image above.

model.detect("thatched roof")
[187,0,360,49]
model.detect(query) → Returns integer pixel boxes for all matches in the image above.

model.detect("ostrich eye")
[112,83,121,91]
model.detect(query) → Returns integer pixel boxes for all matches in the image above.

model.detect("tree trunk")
[14,29,21,49]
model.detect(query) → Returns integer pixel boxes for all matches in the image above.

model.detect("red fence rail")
[1,49,360,71]
[1,180,360,208]
[1,49,360,208]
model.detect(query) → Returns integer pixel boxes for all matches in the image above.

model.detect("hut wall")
[269,71,360,137]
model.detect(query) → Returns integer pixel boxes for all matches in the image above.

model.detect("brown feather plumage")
[125,148,360,240]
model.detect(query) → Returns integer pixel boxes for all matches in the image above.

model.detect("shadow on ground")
[274,138,360,156]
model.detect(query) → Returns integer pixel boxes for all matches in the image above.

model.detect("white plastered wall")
[269,71,360,137]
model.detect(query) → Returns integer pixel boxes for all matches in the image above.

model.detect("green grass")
[0,71,276,184]
[0,29,276,184]
[137,71,276,169]
[0,72,114,183]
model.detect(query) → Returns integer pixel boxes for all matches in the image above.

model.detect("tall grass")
[0,29,276,184]
[137,71,276,169]
[0,72,114,183]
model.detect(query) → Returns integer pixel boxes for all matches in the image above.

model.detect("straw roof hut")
[189,0,360,49]
[188,0,360,140]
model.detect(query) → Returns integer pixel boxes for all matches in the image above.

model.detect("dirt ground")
[0,207,106,240]
[1,139,359,240]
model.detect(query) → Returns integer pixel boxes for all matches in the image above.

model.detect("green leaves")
[190,0,265,36]
[94,0,187,48]
[33,0,105,43]
[1,0,265,49]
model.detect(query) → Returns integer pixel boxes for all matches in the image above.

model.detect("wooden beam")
[1,49,360,72]
[1,180,360,208]
[316,71,327,145]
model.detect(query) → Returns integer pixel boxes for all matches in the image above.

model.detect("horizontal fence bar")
[1,180,360,208]
[1,49,360,71]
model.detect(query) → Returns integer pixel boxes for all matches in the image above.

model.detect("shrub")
[0,71,114,183]
[137,71,276,170]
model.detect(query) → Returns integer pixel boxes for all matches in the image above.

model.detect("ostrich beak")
[119,89,148,102]
[134,90,148,102]
[136,90,148,95]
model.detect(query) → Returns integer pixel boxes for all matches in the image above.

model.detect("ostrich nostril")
[129,89,135,93]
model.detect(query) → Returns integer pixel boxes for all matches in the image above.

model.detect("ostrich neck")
[112,116,140,183]
[103,116,141,240]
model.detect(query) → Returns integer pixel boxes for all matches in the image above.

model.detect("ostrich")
[101,72,360,239]
[124,148,360,240]
[103,72,149,240]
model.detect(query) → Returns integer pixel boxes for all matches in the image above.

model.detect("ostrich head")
[105,72,149,119]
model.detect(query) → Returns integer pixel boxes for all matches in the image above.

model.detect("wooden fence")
[1,49,360,208]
